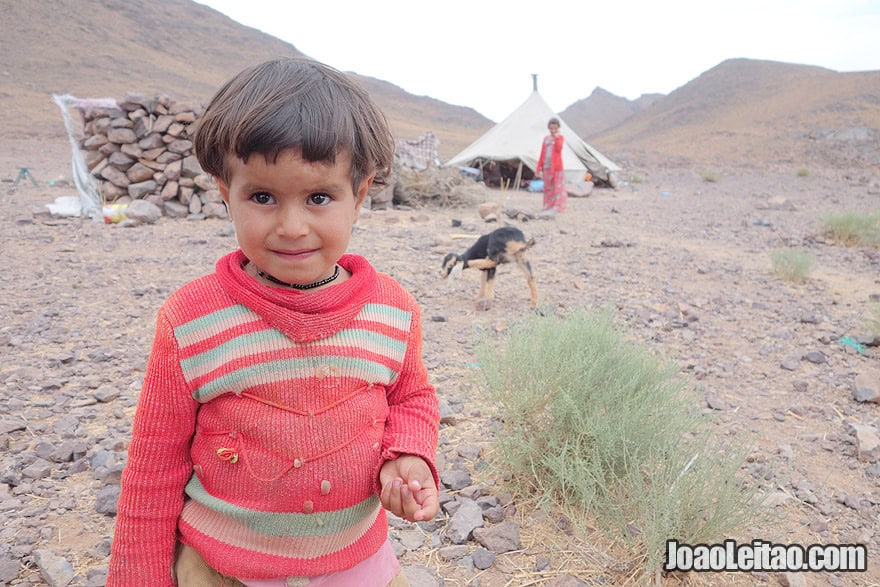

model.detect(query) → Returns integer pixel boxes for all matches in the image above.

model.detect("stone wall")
[75,93,227,219]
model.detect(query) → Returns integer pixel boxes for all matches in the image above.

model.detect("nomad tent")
[445,81,620,189]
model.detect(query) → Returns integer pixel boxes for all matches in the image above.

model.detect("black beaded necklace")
[256,264,340,290]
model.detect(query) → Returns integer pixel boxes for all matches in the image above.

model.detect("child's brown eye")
[309,193,331,206]
[252,192,274,205]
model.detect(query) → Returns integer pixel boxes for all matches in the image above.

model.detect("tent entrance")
[477,158,534,190]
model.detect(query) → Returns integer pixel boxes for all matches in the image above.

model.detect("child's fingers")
[399,483,422,521]
[379,478,392,507]
[382,477,404,518]
[411,491,439,521]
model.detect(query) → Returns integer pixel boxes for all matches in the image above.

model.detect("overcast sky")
[197,0,880,123]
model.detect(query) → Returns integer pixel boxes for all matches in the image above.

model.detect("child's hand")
[379,455,439,522]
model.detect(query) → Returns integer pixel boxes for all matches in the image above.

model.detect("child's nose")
[276,208,308,237]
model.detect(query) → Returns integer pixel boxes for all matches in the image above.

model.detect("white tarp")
[445,90,620,183]
[52,94,119,221]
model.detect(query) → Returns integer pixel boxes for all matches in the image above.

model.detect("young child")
[107,58,440,587]
[534,117,566,217]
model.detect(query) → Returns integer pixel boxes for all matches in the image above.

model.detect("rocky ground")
[2,145,880,586]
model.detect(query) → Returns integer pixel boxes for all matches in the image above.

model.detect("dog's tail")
[509,237,535,255]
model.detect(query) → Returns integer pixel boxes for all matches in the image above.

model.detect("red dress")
[536,133,566,211]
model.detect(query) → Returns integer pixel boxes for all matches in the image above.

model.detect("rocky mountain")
[561,87,662,139]
[3,1,879,170]
[0,0,489,161]
[593,59,880,169]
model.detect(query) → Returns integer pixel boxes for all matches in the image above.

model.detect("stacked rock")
[77,93,227,219]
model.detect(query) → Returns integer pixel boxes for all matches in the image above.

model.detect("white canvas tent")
[445,87,620,187]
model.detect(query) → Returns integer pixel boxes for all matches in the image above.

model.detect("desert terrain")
[3,1,880,586]
[1,134,879,587]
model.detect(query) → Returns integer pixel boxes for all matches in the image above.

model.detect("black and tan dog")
[440,226,538,308]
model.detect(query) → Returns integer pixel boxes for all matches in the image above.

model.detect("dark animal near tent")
[440,226,538,309]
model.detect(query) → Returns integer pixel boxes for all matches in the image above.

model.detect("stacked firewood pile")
[76,93,227,219]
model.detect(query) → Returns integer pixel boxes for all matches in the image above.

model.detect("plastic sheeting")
[51,94,118,221]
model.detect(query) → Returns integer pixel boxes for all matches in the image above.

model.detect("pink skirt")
[237,539,399,587]
[542,170,567,211]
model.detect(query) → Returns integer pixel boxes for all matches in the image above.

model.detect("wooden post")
[513,161,523,191]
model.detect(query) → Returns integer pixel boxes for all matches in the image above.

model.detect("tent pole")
[513,161,523,192]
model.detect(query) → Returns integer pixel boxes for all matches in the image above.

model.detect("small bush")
[770,248,814,282]
[700,170,720,183]
[821,211,880,246]
[476,309,757,579]
[796,167,810,177]
[627,172,644,184]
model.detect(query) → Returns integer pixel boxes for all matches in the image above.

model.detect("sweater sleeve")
[378,294,440,488]
[107,310,200,586]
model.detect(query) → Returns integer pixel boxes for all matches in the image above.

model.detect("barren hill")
[593,58,880,169]
[3,1,880,174]
[561,87,662,139]
[0,0,489,161]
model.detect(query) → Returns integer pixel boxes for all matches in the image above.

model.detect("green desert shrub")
[627,172,644,184]
[821,211,880,246]
[475,309,756,578]
[770,247,814,282]
[796,167,810,177]
[700,170,720,183]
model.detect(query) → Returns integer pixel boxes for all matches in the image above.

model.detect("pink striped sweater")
[107,250,439,585]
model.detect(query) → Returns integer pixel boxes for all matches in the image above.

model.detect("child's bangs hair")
[194,58,394,190]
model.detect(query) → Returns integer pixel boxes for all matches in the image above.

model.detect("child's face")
[218,148,372,287]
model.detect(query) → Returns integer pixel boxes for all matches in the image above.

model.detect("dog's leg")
[515,254,539,308]
[485,267,497,301]
[476,268,497,311]
[477,269,489,301]
[475,270,492,310]
[467,259,498,270]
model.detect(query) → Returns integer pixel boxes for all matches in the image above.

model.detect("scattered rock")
[779,571,807,587]
[853,370,880,403]
[437,545,469,561]
[803,351,827,364]
[95,484,121,516]
[397,528,426,551]
[441,468,472,491]
[447,498,484,544]
[705,394,725,410]
[472,547,496,570]
[848,423,880,462]
[123,199,162,224]
[401,564,440,587]
[33,549,75,587]
[780,359,799,371]
[472,521,522,553]
[761,491,792,508]
[0,558,20,583]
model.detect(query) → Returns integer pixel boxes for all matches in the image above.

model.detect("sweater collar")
[215,250,377,343]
